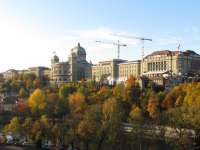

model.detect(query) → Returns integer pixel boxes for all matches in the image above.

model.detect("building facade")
[142,50,200,84]
[50,44,200,85]
[91,59,126,84]
[51,43,92,83]
[2,43,200,86]
[118,60,141,82]
[2,67,50,80]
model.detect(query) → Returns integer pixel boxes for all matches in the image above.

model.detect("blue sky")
[0,0,200,72]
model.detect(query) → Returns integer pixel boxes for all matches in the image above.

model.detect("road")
[0,145,25,150]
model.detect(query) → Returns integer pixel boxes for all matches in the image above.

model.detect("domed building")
[71,43,86,61]
[51,43,92,83]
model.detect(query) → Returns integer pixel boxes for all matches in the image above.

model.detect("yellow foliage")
[129,106,143,122]
[28,88,47,113]
[69,92,86,112]
[113,84,125,99]
[102,98,117,120]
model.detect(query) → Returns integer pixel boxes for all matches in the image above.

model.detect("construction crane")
[111,33,152,75]
[111,33,152,60]
[96,40,127,59]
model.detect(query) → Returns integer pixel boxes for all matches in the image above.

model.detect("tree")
[46,93,68,118]
[15,100,29,114]
[51,123,67,147]
[129,106,143,123]
[147,92,160,120]
[112,84,125,100]
[33,78,42,89]
[102,98,124,148]
[97,86,112,102]
[31,115,51,148]
[59,84,76,100]
[77,105,102,150]
[22,117,33,141]
[19,87,28,98]
[3,117,22,138]
[162,85,185,109]
[125,75,141,104]
[69,92,86,113]
[28,88,47,114]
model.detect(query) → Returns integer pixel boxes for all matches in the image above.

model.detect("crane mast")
[96,40,127,59]
[111,33,152,74]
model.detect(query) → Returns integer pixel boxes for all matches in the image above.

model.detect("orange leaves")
[126,75,137,88]
[16,100,28,113]
[147,92,159,119]
[99,86,110,94]
[162,92,174,109]
[69,92,86,113]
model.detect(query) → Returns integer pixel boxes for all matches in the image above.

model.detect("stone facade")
[51,43,92,84]
[91,59,126,84]
[51,44,200,85]
[142,50,200,84]
[3,43,200,86]
[2,67,50,80]
[118,60,141,82]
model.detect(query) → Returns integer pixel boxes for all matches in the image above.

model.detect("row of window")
[147,61,167,71]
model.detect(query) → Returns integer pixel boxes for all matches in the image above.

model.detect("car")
[22,141,34,147]
[42,143,56,150]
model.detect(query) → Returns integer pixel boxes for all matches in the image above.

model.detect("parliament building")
[51,43,200,85]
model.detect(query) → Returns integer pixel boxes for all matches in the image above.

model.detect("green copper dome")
[71,43,86,56]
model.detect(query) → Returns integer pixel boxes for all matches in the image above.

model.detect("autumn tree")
[46,93,68,118]
[125,75,141,104]
[3,117,22,138]
[28,88,47,114]
[18,87,28,98]
[22,117,33,141]
[69,92,86,113]
[162,85,185,109]
[31,115,51,148]
[129,106,143,123]
[59,84,76,100]
[97,86,112,102]
[101,98,125,148]
[77,104,102,150]
[15,100,29,114]
[147,92,160,120]
[113,84,125,100]
[33,78,42,89]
